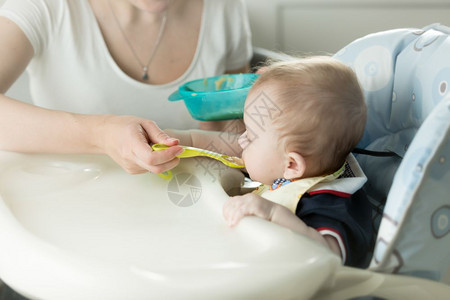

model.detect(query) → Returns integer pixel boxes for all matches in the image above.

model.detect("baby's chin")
[248,174,276,185]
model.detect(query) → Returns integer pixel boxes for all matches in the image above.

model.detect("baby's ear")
[283,152,306,180]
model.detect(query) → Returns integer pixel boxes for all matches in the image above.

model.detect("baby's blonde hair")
[252,56,366,177]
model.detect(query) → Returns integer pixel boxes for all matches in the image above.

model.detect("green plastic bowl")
[168,73,259,121]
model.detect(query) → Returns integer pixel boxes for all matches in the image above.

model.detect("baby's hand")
[223,193,277,227]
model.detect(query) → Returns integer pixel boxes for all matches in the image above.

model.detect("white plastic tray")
[0,152,339,299]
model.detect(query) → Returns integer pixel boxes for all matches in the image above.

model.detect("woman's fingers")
[134,155,180,174]
[101,116,187,174]
[141,120,179,146]
[137,147,183,173]
[133,121,183,173]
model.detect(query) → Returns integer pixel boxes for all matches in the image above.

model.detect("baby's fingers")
[223,196,248,227]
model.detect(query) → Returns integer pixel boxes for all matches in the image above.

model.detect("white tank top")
[0,0,252,129]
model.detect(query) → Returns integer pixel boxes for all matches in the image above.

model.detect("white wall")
[245,0,450,55]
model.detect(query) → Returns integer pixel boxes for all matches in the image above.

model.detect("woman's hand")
[97,115,184,174]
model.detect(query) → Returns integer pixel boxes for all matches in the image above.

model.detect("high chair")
[0,25,449,300]
[314,23,450,298]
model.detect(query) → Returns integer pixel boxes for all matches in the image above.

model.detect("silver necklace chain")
[107,0,168,81]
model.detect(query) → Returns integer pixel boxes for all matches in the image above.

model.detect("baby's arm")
[223,193,342,258]
[164,129,242,157]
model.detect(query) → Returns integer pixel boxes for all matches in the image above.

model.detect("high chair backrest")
[334,24,450,281]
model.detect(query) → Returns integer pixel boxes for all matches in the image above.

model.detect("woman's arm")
[0,16,33,94]
[223,193,342,258]
[0,17,182,174]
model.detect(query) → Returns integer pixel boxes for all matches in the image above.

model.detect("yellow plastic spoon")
[152,144,245,168]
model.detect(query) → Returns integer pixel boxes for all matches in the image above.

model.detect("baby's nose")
[237,133,248,149]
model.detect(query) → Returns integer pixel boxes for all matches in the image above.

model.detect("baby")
[223,57,373,268]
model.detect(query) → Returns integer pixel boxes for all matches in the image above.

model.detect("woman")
[0,0,252,174]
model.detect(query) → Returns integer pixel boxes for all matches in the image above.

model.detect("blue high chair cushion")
[375,95,450,280]
[333,24,450,281]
